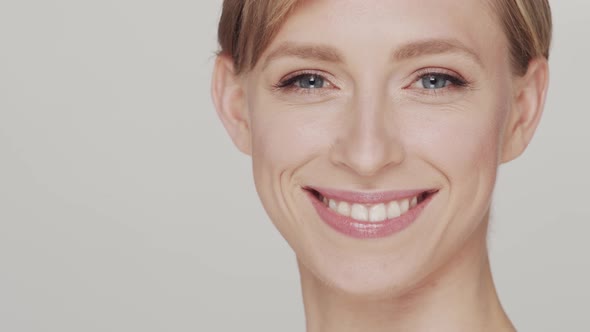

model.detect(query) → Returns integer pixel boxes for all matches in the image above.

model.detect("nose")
[329,93,405,177]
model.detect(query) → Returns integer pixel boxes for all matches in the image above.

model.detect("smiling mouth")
[305,187,437,223]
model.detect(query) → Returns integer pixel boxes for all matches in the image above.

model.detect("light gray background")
[0,1,587,331]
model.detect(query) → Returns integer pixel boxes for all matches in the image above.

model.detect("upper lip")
[304,186,438,204]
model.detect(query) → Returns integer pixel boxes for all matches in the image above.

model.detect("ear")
[501,58,550,163]
[211,54,252,155]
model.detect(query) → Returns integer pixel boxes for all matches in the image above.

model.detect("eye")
[296,74,325,89]
[404,69,471,102]
[276,73,330,90]
[420,74,452,89]
[408,70,469,92]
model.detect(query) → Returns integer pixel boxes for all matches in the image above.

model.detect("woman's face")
[235,0,524,295]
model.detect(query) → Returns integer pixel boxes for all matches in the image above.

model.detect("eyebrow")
[392,39,482,66]
[263,42,344,67]
[262,38,482,67]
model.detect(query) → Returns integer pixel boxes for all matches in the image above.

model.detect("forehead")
[260,0,506,70]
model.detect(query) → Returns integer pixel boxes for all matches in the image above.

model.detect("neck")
[298,218,514,332]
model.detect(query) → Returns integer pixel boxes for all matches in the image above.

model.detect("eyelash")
[273,70,332,94]
[273,69,471,96]
[410,68,470,96]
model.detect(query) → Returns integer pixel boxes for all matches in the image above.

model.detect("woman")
[211,0,551,330]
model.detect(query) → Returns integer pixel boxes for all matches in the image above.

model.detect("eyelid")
[400,67,473,103]
[408,68,469,88]
[275,70,337,90]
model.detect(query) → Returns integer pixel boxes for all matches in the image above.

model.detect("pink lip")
[304,188,436,239]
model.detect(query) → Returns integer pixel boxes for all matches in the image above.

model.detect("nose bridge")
[330,87,405,176]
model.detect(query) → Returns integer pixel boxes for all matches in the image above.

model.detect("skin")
[212,0,549,331]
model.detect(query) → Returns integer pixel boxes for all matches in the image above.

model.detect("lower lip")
[305,190,435,239]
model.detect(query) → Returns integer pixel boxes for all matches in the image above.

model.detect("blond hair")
[492,0,552,75]
[217,0,552,76]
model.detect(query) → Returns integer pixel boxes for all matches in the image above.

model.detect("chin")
[296,241,432,299]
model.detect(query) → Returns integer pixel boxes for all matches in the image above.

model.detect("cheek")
[248,94,339,174]
[401,100,510,254]
[247,95,337,223]
[401,98,508,181]
[421,115,500,174]
[247,98,344,251]
[394,100,510,271]
[250,111,324,171]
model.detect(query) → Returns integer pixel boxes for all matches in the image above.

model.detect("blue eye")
[420,74,451,89]
[416,73,467,90]
[279,73,326,89]
[298,74,325,89]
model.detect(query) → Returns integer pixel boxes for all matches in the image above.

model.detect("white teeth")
[369,203,386,222]
[329,199,337,210]
[337,201,351,217]
[351,204,369,221]
[387,201,401,218]
[410,196,418,208]
[399,199,410,214]
[321,193,424,222]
